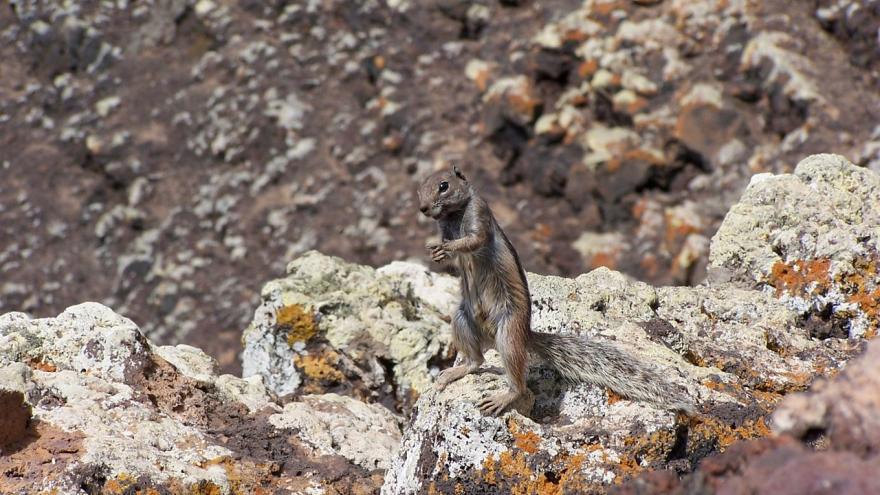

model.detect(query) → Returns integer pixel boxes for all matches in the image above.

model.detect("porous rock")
[381,265,861,493]
[241,251,455,412]
[710,154,880,337]
[0,303,400,495]
[615,339,880,495]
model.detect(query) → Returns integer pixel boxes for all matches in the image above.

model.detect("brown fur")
[418,166,695,415]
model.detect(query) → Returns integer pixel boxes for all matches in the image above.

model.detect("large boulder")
[710,154,880,338]
[381,269,860,494]
[241,252,456,412]
[0,303,400,495]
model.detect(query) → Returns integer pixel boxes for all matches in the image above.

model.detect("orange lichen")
[563,29,591,42]
[622,429,677,467]
[475,449,595,495]
[606,389,624,405]
[769,259,831,297]
[769,255,880,336]
[513,429,541,455]
[778,371,814,390]
[103,473,137,494]
[187,481,223,495]
[590,252,618,270]
[481,455,498,485]
[614,453,645,484]
[631,198,650,220]
[276,304,318,346]
[591,0,627,16]
[850,288,880,336]
[701,379,753,400]
[682,349,706,367]
[197,456,281,495]
[26,358,57,372]
[577,59,599,78]
[664,214,701,245]
[473,69,490,92]
[614,94,649,115]
[506,89,541,121]
[690,416,772,452]
[293,351,345,383]
[531,223,553,242]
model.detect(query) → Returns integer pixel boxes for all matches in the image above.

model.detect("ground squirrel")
[418,166,695,416]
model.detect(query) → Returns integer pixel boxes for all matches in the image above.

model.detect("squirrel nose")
[420,205,429,215]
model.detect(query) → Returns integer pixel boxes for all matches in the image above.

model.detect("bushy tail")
[530,331,696,414]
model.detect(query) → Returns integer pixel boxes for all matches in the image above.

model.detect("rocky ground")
[2,154,879,494]
[2,0,879,373]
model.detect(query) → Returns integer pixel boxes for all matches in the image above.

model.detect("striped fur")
[530,332,695,414]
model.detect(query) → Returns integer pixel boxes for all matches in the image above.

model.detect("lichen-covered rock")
[710,154,880,338]
[242,251,456,412]
[0,303,400,495]
[0,302,151,382]
[269,393,402,471]
[614,338,880,495]
[383,156,879,494]
[381,268,860,494]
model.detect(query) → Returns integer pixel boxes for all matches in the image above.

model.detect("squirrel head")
[417,165,471,219]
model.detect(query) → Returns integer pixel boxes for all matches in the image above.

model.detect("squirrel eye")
[438,181,449,193]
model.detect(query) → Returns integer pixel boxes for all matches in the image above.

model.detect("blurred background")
[1,0,878,373]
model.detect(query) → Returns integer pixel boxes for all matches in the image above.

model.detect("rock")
[0,302,151,383]
[615,338,880,495]
[1,150,880,491]
[383,156,878,493]
[483,75,542,130]
[710,154,880,338]
[0,390,30,452]
[154,343,221,383]
[381,265,861,493]
[241,251,454,412]
[0,303,400,494]
[269,393,402,471]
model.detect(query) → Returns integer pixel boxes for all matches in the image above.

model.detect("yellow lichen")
[293,351,345,382]
[690,416,772,452]
[102,473,137,494]
[481,449,595,495]
[276,304,318,346]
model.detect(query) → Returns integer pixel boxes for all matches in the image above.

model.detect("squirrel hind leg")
[436,307,485,391]
[479,315,530,416]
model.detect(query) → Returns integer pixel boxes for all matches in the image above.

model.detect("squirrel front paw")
[426,241,450,262]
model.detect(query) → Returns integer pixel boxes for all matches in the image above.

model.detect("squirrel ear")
[453,165,467,181]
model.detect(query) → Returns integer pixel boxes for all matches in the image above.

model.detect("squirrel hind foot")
[477,390,521,416]
[436,363,480,391]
